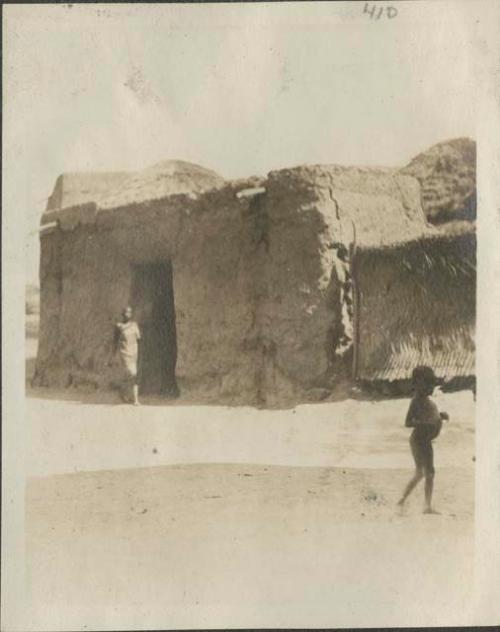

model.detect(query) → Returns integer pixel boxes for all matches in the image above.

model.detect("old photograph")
[3,1,500,630]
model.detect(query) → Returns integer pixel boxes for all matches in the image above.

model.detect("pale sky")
[3,2,485,283]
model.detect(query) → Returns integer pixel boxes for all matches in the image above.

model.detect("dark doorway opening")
[130,261,178,396]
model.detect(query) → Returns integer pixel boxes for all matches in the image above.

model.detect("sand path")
[24,339,476,629]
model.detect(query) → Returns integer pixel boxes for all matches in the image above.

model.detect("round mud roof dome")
[99,160,225,209]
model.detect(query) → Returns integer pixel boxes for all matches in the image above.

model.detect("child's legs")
[422,442,435,508]
[120,354,139,403]
[121,372,137,403]
[132,382,140,404]
[400,469,423,503]
[424,473,434,507]
[128,366,140,404]
[122,381,132,402]
[118,373,131,401]
[399,437,424,503]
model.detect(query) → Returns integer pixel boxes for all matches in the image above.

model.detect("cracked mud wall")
[258,171,354,406]
[170,190,261,404]
[35,187,263,404]
[35,167,428,407]
[35,183,340,406]
[253,165,428,405]
[35,227,132,389]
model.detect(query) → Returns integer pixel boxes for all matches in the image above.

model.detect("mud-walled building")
[34,141,476,407]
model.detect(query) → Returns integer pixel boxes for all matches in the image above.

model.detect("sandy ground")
[24,337,476,630]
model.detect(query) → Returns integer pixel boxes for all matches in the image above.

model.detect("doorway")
[130,261,178,396]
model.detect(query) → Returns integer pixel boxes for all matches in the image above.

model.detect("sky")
[3,2,486,283]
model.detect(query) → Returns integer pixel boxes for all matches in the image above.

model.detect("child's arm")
[405,399,417,427]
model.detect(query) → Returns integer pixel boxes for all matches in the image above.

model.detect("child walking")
[397,365,449,514]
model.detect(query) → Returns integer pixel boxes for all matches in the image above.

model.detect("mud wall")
[36,183,349,406]
[35,188,264,403]
[36,227,131,388]
[36,231,64,383]
[35,166,429,407]
[258,172,350,405]
[253,165,428,404]
[170,191,261,404]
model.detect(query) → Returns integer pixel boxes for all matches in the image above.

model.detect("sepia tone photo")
[3,2,500,630]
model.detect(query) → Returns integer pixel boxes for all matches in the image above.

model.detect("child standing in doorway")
[113,306,141,406]
[397,365,449,514]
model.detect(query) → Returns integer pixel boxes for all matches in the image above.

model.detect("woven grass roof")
[357,222,476,270]
[356,226,475,381]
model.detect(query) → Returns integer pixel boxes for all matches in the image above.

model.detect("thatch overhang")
[355,224,476,382]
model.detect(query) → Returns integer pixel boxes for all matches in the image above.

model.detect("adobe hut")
[34,140,476,407]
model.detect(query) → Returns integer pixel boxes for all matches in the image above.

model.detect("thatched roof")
[356,226,476,381]
[358,216,476,254]
[401,138,476,224]
[362,338,475,382]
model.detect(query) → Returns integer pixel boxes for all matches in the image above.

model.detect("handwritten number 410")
[363,3,398,20]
